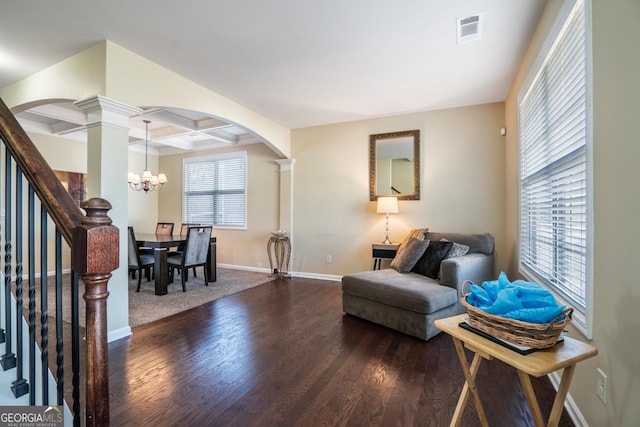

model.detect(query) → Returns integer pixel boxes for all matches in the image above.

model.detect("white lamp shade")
[128,173,141,184]
[377,196,399,214]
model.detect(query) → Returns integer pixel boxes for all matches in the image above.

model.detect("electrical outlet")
[596,368,607,405]
[326,255,332,264]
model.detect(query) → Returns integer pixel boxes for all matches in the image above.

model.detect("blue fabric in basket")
[466,272,566,324]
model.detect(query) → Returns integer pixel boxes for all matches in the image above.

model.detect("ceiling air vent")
[457,13,483,44]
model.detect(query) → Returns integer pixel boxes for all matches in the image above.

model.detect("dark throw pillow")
[437,238,470,278]
[411,240,453,279]
[390,238,430,273]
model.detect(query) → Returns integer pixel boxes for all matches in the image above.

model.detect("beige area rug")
[128,267,275,328]
[27,267,273,329]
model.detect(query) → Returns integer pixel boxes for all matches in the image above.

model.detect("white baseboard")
[108,326,132,343]
[218,263,342,282]
[218,263,271,274]
[290,271,342,282]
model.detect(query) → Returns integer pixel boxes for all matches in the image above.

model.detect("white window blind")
[519,0,588,311]
[183,152,247,228]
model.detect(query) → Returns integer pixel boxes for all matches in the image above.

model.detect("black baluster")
[1,152,15,370]
[40,204,49,404]
[55,230,64,406]
[0,217,4,346]
[12,168,28,398]
[28,186,37,405]
[0,146,5,346]
[71,271,80,425]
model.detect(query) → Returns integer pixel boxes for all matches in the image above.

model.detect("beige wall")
[291,102,506,276]
[505,0,640,425]
[32,133,87,173]
[157,143,281,269]
[22,133,87,272]
[128,148,160,234]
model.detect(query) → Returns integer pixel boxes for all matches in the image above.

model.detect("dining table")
[135,233,217,296]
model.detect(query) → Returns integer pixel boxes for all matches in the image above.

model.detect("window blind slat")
[518,0,587,311]
[183,153,247,227]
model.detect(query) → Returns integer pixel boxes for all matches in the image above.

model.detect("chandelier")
[128,119,167,192]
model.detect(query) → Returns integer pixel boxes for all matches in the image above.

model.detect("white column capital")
[275,158,297,172]
[75,95,141,130]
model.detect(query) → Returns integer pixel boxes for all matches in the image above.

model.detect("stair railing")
[0,97,118,426]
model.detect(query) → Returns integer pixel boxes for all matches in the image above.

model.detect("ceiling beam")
[31,103,86,125]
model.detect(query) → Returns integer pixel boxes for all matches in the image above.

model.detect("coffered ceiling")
[0,1,546,155]
[14,102,262,155]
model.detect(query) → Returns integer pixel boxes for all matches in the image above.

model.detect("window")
[183,152,247,228]
[518,0,591,332]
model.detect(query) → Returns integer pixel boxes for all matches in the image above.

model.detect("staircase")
[0,289,72,424]
[0,97,118,426]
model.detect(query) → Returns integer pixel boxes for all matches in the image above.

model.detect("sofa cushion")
[425,232,494,255]
[398,228,429,246]
[341,269,458,315]
[390,237,430,273]
[411,240,453,278]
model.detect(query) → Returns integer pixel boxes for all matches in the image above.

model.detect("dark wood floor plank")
[108,277,575,427]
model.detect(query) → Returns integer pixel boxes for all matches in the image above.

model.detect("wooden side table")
[371,243,399,270]
[434,314,597,427]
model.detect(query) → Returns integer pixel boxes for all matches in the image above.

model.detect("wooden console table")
[434,314,597,427]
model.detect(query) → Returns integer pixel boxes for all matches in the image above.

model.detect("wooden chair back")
[179,223,199,236]
[156,222,174,235]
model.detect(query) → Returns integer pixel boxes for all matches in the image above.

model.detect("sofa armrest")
[439,253,494,299]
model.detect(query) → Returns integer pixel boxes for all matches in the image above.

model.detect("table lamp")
[377,196,399,244]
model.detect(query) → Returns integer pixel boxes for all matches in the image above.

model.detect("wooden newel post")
[71,198,119,427]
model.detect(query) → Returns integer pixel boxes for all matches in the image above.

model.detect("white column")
[275,159,296,271]
[75,96,141,340]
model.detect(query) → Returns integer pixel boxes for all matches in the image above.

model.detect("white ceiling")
[0,0,545,154]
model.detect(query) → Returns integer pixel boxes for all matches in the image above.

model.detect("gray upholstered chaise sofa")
[342,231,495,340]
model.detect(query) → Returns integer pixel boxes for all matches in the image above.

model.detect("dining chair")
[156,222,174,235]
[128,227,155,292]
[169,223,201,277]
[139,222,175,255]
[167,226,212,292]
[174,223,198,252]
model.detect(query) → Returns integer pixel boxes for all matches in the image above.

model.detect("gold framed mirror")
[369,129,420,200]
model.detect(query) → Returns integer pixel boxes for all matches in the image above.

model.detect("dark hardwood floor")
[108,277,575,427]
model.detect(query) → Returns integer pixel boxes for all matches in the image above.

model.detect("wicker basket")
[461,282,573,349]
